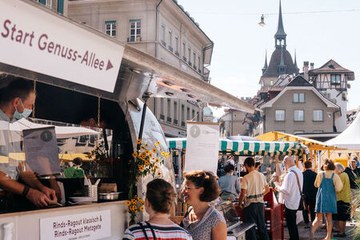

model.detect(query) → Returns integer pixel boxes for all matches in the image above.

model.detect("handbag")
[290,170,306,211]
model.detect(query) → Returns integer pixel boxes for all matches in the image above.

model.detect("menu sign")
[23,126,60,176]
[185,122,219,174]
[0,0,123,92]
[40,210,111,240]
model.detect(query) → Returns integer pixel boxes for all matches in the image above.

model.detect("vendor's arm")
[20,170,57,202]
[0,171,52,208]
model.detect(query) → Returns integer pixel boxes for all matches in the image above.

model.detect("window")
[331,74,341,85]
[182,42,186,61]
[160,98,164,116]
[188,48,191,64]
[160,25,166,45]
[38,0,52,7]
[187,107,190,120]
[293,93,305,103]
[275,110,285,121]
[196,112,200,121]
[129,19,141,42]
[175,36,179,55]
[294,110,304,121]
[105,20,116,37]
[181,104,185,126]
[168,30,173,51]
[57,0,64,14]
[173,102,178,123]
[167,99,171,123]
[193,52,196,68]
[198,56,201,72]
[313,110,323,121]
[192,109,195,119]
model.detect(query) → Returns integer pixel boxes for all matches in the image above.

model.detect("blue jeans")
[243,202,269,240]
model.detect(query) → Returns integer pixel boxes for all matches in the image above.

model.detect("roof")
[287,75,313,87]
[260,76,339,109]
[262,48,299,78]
[309,59,355,80]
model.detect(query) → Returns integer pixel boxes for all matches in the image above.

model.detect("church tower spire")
[274,0,287,49]
[262,50,268,74]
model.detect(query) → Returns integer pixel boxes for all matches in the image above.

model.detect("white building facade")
[67,0,213,137]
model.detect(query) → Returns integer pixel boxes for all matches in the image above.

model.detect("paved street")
[284,221,356,240]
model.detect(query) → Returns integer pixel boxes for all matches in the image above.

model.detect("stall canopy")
[325,113,360,150]
[256,131,339,151]
[10,118,99,140]
[167,138,306,156]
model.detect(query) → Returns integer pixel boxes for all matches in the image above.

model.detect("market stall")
[167,137,306,156]
[0,1,256,239]
[167,137,307,239]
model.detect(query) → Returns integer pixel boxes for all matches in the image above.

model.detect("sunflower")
[154,141,160,146]
[129,205,136,212]
[139,205,144,211]
[138,165,145,172]
[132,152,138,158]
[144,160,150,166]
[126,200,131,206]
[136,139,142,145]
[155,158,160,163]
[131,198,137,204]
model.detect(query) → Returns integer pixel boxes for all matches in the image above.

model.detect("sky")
[178,0,360,112]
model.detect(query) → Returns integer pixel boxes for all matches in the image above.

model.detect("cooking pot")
[98,192,120,201]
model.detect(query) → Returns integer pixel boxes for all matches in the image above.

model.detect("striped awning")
[166,138,305,156]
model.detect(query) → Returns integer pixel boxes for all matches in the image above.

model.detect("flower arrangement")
[127,139,169,224]
[126,195,145,222]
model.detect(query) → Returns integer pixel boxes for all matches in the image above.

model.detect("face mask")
[14,99,32,120]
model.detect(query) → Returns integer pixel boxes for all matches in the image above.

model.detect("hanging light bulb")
[258,14,265,26]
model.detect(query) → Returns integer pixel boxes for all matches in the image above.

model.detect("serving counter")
[0,201,128,240]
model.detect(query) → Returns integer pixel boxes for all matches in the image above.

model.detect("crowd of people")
[122,154,359,240]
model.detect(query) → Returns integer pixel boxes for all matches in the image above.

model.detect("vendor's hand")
[26,188,51,208]
[39,186,57,203]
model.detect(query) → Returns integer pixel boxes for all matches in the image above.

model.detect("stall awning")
[167,138,305,156]
[256,131,340,151]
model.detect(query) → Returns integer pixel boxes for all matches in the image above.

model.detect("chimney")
[310,62,314,70]
[303,61,309,80]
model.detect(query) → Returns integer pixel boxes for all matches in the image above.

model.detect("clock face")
[189,125,201,138]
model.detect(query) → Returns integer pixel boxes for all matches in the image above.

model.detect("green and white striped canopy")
[166,138,305,156]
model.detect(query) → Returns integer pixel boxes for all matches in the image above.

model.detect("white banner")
[185,122,219,174]
[40,210,111,240]
[0,0,124,92]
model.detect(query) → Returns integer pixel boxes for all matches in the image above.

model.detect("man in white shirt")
[275,156,303,240]
[239,157,270,240]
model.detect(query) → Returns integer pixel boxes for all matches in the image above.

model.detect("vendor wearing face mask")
[0,77,57,212]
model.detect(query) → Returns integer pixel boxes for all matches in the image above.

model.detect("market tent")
[9,118,99,141]
[325,113,360,150]
[256,131,339,151]
[167,138,305,156]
